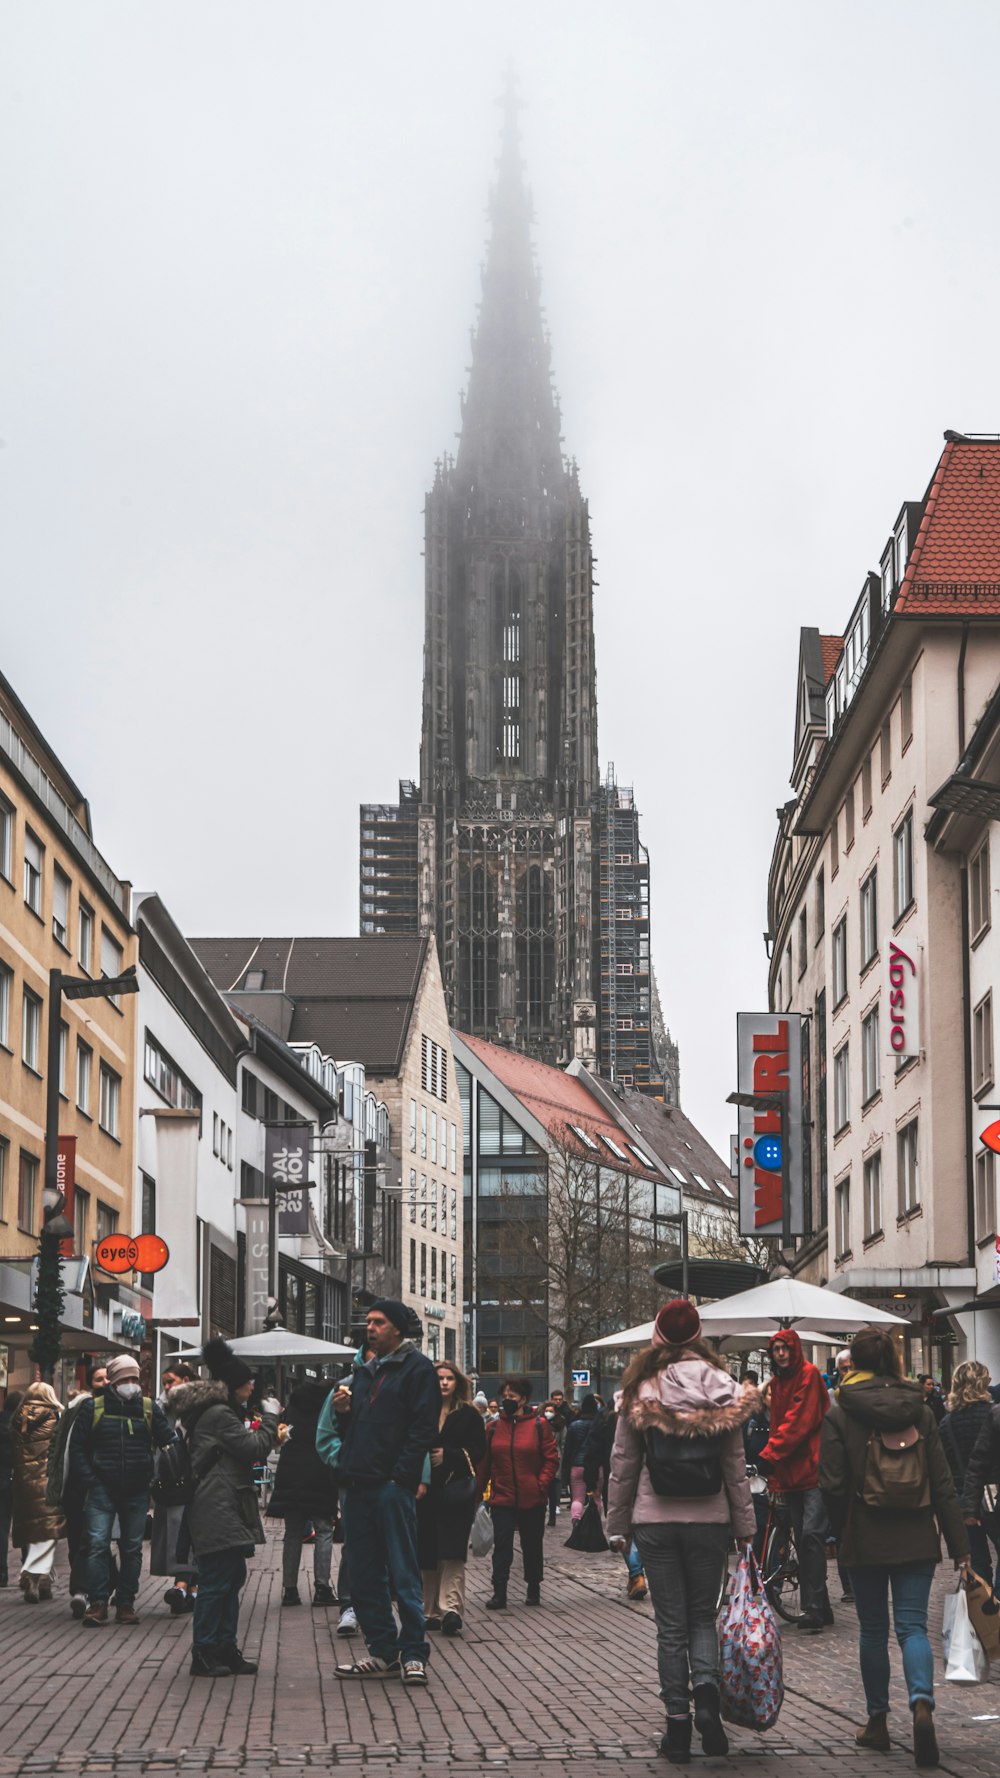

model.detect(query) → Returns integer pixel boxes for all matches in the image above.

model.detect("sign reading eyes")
[94,1234,169,1274]
[980,1120,1000,1156]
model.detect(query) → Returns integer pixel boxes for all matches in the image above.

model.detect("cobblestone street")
[0,1524,996,1778]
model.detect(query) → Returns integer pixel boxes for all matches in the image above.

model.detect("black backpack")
[644,1428,723,1498]
[151,1406,222,1507]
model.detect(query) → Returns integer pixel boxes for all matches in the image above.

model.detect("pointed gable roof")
[895,435,1000,617]
[820,634,843,683]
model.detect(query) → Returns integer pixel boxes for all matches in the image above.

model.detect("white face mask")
[116,1381,142,1399]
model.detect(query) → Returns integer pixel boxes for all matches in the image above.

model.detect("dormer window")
[880,541,895,613]
[245,970,266,991]
[895,514,908,584]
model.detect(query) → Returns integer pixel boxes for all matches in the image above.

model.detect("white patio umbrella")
[583,1321,655,1349]
[697,1278,907,1337]
[225,1330,357,1363]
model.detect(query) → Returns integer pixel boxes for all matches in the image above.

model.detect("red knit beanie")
[653,1299,702,1347]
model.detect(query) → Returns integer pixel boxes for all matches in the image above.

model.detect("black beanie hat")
[368,1298,411,1336]
[203,1337,254,1391]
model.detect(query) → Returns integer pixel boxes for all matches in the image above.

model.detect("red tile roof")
[455,1033,660,1178]
[819,634,843,685]
[896,438,1000,617]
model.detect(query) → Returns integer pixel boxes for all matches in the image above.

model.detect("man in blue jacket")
[69,1353,173,1627]
[334,1300,440,1687]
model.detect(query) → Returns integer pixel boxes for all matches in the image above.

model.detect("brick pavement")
[0,1521,996,1776]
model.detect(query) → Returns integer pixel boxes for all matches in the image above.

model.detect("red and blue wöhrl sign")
[736,1013,805,1238]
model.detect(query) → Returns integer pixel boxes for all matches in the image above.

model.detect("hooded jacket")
[337,1341,441,1494]
[757,1328,829,1491]
[819,1373,968,1568]
[606,1352,757,1539]
[11,1386,65,1545]
[171,1380,276,1558]
[267,1381,338,1521]
[960,1403,1000,1520]
[479,1407,560,1511]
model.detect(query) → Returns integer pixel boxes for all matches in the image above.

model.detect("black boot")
[659,1716,692,1765]
[485,1592,507,1610]
[693,1685,729,1756]
[190,1645,232,1678]
[525,1582,541,1605]
[217,1644,258,1675]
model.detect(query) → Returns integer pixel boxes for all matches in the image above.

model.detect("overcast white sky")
[3,2,1000,1155]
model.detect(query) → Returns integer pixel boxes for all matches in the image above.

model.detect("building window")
[834,1043,850,1134]
[860,869,878,969]
[451,1187,457,1239]
[893,811,914,922]
[144,1032,201,1113]
[58,1021,69,1097]
[862,753,873,818]
[897,1120,919,1216]
[96,1200,118,1243]
[242,1070,258,1117]
[971,838,991,941]
[73,1184,89,1252]
[797,909,807,978]
[420,1174,427,1228]
[901,675,913,748]
[450,1121,457,1174]
[22,988,41,1072]
[78,899,94,973]
[409,1238,416,1295]
[835,1175,851,1260]
[409,1098,417,1152]
[844,789,855,852]
[831,814,839,878]
[408,1167,417,1224]
[76,1040,92,1115]
[815,868,825,938]
[213,1113,220,1157]
[431,1111,438,1164]
[450,1252,457,1306]
[431,1248,437,1301]
[0,1135,7,1220]
[975,1148,996,1243]
[101,928,124,1006]
[0,796,12,883]
[420,1035,449,1102]
[880,718,891,786]
[420,1105,427,1158]
[832,917,848,1008]
[420,1241,427,1295]
[430,1182,437,1233]
[23,829,43,915]
[53,867,71,947]
[99,1063,121,1139]
[974,992,994,1097]
[18,1149,39,1233]
[863,1151,883,1242]
[0,960,11,1050]
[862,1006,881,1104]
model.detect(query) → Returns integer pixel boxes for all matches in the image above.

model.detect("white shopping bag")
[943,1579,989,1684]
[469,1502,494,1559]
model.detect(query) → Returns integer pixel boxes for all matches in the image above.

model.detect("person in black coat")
[940,1360,998,1590]
[0,1391,23,1589]
[563,1394,600,1522]
[417,1361,486,1636]
[268,1380,339,1607]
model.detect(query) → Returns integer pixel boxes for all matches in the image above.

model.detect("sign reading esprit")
[736,1013,805,1238]
[886,941,919,1058]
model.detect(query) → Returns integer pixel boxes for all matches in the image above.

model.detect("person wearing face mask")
[479,1377,559,1610]
[69,1353,174,1627]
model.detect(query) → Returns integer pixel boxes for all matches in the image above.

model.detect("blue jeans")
[341,1481,428,1664]
[849,1561,936,1715]
[84,1483,148,1606]
[193,1550,247,1651]
[625,1539,644,1582]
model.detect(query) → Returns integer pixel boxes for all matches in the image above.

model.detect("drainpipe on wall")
[957,622,970,752]
[960,870,976,1274]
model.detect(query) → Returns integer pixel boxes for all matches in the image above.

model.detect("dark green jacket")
[171,1380,276,1559]
[819,1374,968,1568]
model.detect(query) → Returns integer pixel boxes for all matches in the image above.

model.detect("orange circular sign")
[981,1120,1000,1156]
[132,1233,169,1274]
[95,1236,138,1274]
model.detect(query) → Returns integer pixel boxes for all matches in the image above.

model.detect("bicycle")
[757,1482,809,1624]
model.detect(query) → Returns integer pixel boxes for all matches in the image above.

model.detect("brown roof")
[456,1033,661,1179]
[616,1093,737,1209]
[819,634,843,684]
[191,935,429,1075]
[895,437,1000,617]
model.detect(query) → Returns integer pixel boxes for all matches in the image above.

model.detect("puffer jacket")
[172,1380,276,1559]
[606,1353,757,1539]
[562,1407,600,1482]
[0,1401,16,1495]
[11,1386,65,1544]
[267,1381,338,1521]
[479,1408,560,1511]
[69,1387,174,1502]
[819,1373,968,1568]
[940,1400,994,1493]
[961,1403,1000,1519]
[757,1328,829,1491]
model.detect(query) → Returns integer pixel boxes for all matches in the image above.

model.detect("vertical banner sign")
[737,1013,804,1237]
[265,1124,312,1194]
[151,1111,200,1321]
[244,1201,271,1333]
[278,1188,311,1236]
[57,1135,76,1257]
[885,941,920,1058]
[995,1235,1000,1287]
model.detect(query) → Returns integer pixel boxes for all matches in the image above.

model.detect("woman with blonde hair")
[11,1382,65,1602]
[607,1300,758,1764]
[941,1359,997,1589]
[416,1360,486,1636]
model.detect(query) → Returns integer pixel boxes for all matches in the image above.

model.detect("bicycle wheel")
[761,1516,808,1624]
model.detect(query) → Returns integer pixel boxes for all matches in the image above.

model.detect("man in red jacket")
[479,1376,559,1610]
[757,1328,833,1632]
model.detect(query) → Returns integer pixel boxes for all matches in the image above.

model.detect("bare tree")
[687,1202,775,1274]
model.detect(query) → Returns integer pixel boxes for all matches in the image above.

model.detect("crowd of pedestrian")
[0,1300,997,1770]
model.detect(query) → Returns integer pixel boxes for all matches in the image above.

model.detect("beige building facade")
[0,671,138,1388]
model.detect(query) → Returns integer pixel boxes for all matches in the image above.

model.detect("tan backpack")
[859,1422,930,1510]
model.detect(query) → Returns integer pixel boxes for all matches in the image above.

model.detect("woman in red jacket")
[479,1376,559,1611]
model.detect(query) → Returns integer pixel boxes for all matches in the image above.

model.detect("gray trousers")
[785,1487,831,1621]
[282,1513,333,1590]
[634,1521,730,1715]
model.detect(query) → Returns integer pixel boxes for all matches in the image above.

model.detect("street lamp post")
[35,964,139,1382]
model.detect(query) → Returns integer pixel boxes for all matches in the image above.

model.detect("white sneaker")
[337,1607,358,1636]
[335,1654,400,1678]
[401,1659,428,1687]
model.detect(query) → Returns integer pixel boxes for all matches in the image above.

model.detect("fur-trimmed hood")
[625,1356,761,1440]
[169,1378,229,1426]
